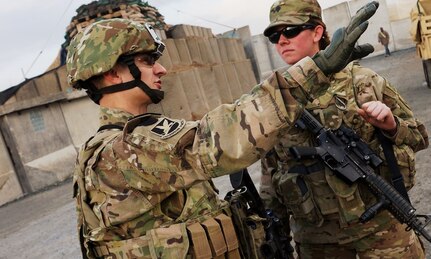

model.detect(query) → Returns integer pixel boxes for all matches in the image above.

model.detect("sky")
[0,0,345,92]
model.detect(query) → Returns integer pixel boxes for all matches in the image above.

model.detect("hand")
[313,1,379,75]
[357,101,397,135]
[350,44,375,61]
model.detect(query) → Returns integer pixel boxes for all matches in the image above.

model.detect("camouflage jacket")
[73,57,329,258]
[260,61,429,245]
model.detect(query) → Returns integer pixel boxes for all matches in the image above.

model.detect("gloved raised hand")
[313,1,379,75]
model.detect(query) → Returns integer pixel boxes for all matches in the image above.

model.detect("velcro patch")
[150,117,186,139]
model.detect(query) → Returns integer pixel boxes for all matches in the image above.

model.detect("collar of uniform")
[124,113,161,134]
[99,107,134,128]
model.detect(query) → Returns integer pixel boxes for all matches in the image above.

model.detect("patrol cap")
[264,0,323,36]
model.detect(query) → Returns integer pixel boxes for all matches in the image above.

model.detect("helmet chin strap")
[83,55,164,105]
[123,57,164,104]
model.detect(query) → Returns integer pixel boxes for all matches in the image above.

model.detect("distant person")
[260,0,428,258]
[65,11,376,259]
[378,26,391,56]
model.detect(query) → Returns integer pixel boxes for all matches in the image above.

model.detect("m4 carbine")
[289,109,431,242]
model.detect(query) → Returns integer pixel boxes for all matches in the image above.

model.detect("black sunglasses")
[268,24,315,44]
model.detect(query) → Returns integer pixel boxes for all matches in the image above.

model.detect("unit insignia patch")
[150,118,186,139]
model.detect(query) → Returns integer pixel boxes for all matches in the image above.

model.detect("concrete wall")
[60,95,99,148]
[250,35,273,80]
[0,104,76,194]
[222,26,286,82]
[0,92,100,206]
[220,26,262,83]
[0,130,23,205]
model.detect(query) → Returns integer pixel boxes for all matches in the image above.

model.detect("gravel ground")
[0,48,430,259]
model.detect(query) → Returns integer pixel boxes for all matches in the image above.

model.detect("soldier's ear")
[103,68,123,84]
[313,25,325,43]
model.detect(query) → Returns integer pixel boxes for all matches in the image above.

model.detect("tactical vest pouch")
[187,213,240,259]
[93,224,189,258]
[305,171,339,216]
[214,214,241,259]
[201,218,227,258]
[147,223,189,259]
[325,171,366,226]
[274,172,324,226]
[187,223,212,259]
[93,235,152,258]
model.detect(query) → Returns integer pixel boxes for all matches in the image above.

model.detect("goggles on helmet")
[144,23,165,58]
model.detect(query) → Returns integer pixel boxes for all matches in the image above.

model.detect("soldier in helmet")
[260,0,429,258]
[67,10,377,258]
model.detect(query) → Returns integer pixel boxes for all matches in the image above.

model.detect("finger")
[366,101,378,114]
[357,109,369,120]
[361,101,371,109]
[346,22,369,48]
[351,44,374,60]
[346,1,379,33]
[324,28,344,57]
[371,104,384,119]
[376,106,390,121]
[376,111,387,122]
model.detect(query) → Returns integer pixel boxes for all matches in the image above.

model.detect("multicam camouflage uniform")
[261,0,429,258]
[69,19,331,257]
[68,11,379,257]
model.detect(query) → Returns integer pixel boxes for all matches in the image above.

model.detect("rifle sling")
[376,130,411,204]
[229,170,244,189]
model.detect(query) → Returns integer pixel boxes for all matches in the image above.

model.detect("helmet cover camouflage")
[66,18,163,88]
[264,0,323,36]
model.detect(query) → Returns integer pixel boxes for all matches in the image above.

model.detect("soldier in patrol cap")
[260,0,429,258]
[66,7,378,258]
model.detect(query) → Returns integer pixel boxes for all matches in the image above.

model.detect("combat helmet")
[66,18,165,104]
[264,0,323,36]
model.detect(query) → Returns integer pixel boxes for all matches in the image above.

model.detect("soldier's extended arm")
[193,1,380,178]
[119,0,380,192]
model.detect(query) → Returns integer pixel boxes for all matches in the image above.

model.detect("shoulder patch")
[150,118,186,139]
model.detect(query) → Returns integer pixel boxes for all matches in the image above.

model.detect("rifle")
[225,168,294,259]
[289,109,431,242]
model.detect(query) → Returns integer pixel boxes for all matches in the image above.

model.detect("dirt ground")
[1,48,430,259]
